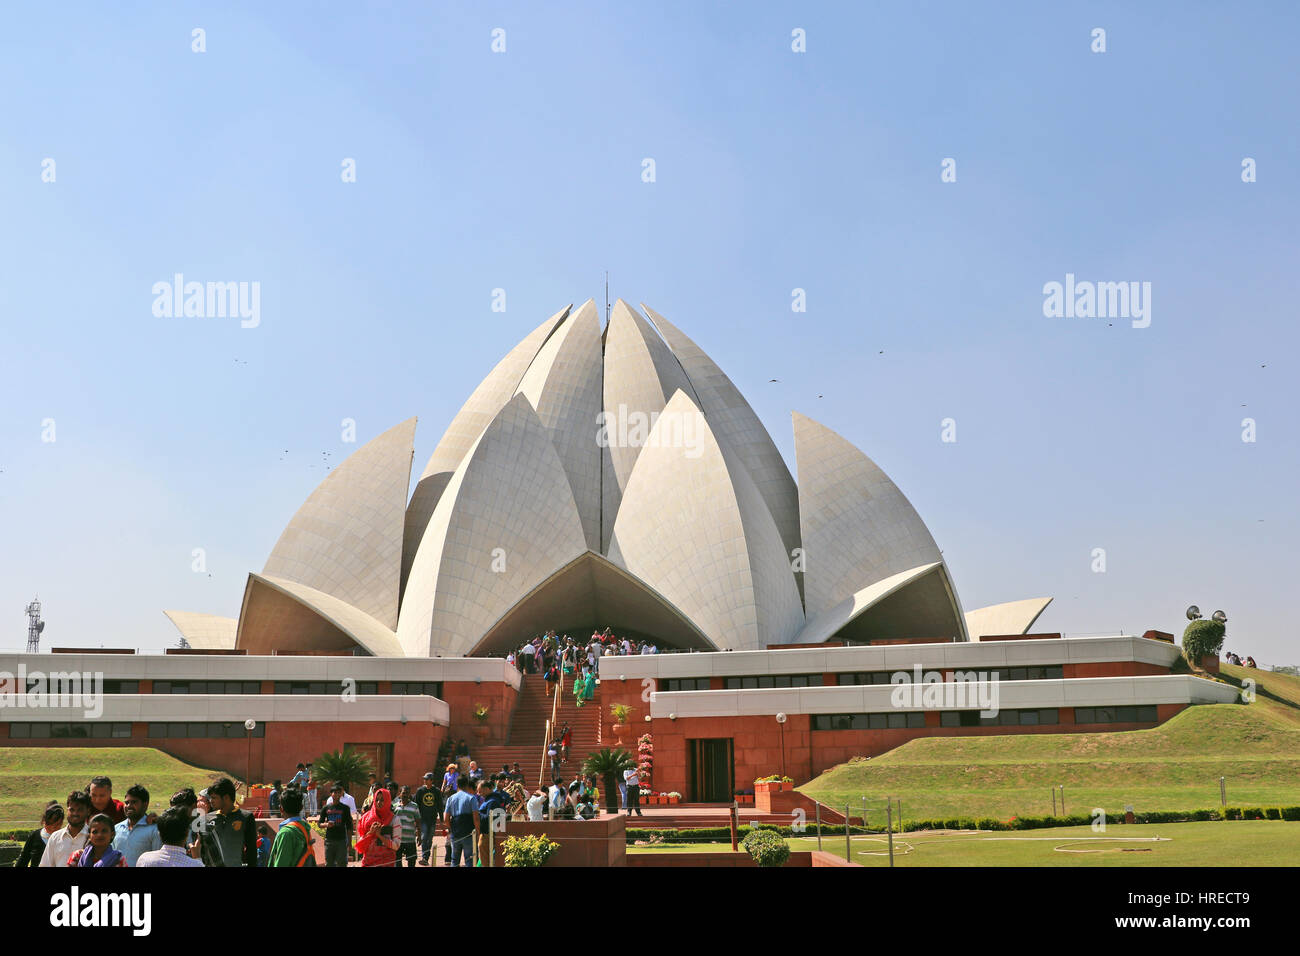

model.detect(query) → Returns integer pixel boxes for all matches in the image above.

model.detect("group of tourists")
[508,627,660,706]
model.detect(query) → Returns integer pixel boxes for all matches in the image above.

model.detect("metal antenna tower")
[24,597,44,653]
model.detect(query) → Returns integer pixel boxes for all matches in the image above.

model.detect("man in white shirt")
[39,791,92,867]
[548,778,566,818]
[325,787,358,818]
[135,807,204,867]
[526,789,546,821]
[622,767,643,817]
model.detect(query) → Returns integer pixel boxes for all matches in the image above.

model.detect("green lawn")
[0,747,231,831]
[632,821,1300,866]
[801,667,1300,825]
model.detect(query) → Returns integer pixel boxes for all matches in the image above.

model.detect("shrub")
[312,746,373,793]
[741,828,790,867]
[1242,807,1266,820]
[1265,808,1282,820]
[1280,807,1300,821]
[501,834,560,867]
[1222,807,1242,820]
[1182,619,1226,664]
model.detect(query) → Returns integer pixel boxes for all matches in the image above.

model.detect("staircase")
[472,674,603,788]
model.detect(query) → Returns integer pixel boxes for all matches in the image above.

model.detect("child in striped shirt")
[393,786,420,868]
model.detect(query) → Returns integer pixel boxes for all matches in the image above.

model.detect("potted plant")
[610,703,632,742]
[667,791,681,804]
[472,703,491,739]
[582,747,634,814]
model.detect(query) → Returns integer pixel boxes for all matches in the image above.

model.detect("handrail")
[538,656,564,789]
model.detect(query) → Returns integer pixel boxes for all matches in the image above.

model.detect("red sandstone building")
[0,630,1236,804]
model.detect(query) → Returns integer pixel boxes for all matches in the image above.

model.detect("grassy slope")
[0,747,231,830]
[801,667,1300,823]
[630,821,1300,866]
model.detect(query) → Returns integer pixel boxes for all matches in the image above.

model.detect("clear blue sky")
[1,2,1295,662]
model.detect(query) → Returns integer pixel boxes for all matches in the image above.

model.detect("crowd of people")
[1225,652,1257,667]
[14,756,640,868]
[508,627,660,707]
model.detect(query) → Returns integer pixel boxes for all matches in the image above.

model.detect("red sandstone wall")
[649,715,813,796]
[440,681,518,743]
[647,704,1189,789]
[1064,661,1170,678]
[598,678,653,743]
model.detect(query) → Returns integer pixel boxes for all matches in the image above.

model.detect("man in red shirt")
[88,775,127,824]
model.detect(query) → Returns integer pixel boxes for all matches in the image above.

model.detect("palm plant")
[312,746,374,795]
[582,747,634,814]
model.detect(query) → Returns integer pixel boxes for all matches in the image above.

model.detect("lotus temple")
[0,299,1237,800]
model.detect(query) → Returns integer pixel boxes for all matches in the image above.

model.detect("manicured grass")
[0,747,232,830]
[630,821,1300,866]
[801,668,1300,825]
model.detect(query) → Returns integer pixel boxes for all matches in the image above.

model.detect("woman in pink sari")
[355,787,398,867]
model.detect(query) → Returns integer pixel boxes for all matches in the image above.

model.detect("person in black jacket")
[198,778,260,867]
[15,802,65,867]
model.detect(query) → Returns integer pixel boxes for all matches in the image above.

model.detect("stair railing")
[538,656,564,789]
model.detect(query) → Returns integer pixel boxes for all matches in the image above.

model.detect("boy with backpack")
[268,788,315,867]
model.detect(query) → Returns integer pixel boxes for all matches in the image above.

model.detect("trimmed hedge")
[626,807,1300,842]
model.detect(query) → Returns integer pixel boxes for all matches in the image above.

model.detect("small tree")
[1183,619,1226,665]
[312,746,374,795]
[582,747,634,814]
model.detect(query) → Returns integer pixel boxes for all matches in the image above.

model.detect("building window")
[145,722,264,739]
[102,680,139,694]
[724,674,823,689]
[663,678,710,692]
[940,710,982,727]
[392,681,443,697]
[811,711,925,731]
[10,721,133,739]
[1074,705,1157,725]
[836,671,902,686]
